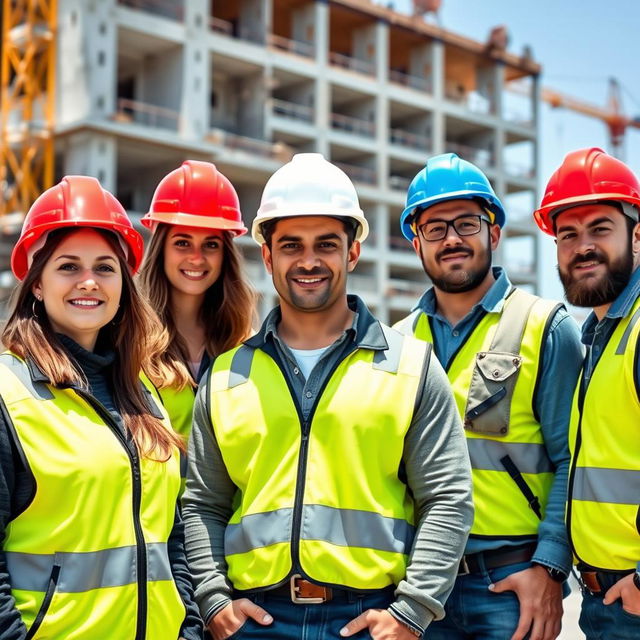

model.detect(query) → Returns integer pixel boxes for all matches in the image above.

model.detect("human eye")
[57,262,77,271]
[96,263,116,273]
[592,225,612,235]
[173,239,190,248]
[318,241,338,250]
[424,222,445,238]
[558,231,576,242]
[204,240,220,250]
[457,217,479,230]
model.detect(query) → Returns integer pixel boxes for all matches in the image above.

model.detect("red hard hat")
[141,160,247,235]
[534,147,640,236]
[11,176,144,280]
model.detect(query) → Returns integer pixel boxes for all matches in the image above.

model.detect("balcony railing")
[208,128,294,163]
[118,0,183,21]
[329,51,375,76]
[272,99,314,123]
[209,16,232,35]
[388,175,412,192]
[388,234,414,252]
[331,112,375,138]
[389,128,431,151]
[445,141,494,169]
[114,98,180,130]
[506,162,535,179]
[503,108,534,128]
[389,69,431,93]
[387,278,425,298]
[334,162,376,185]
[268,34,314,58]
[445,86,495,115]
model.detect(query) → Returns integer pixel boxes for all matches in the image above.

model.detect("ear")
[411,236,422,257]
[490,224,501,251]
[31,281,42,300]
[633,222,640,263]
[261,243,273,275]
[346,240,361,273]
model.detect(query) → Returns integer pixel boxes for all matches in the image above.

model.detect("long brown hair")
[139,224,256,388]
[2,227,185,458]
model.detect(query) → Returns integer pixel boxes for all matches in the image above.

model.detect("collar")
[414,266,512,316]
[244,295,389,351]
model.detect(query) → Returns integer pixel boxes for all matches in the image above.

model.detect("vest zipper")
[73,389,147,640]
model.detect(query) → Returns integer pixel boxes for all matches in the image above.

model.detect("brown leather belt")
[459,542,536,575]
[579,571,601,594]
[578,569,634,595]
[287,574,332,603]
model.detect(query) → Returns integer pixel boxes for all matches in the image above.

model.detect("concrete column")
[239,0,267,44]
[431,40,444,100]
[376,20,389,189]
[292,3,316,50]
[62,133,117,192]
[409,43,433,93]
[314,1,329,156]
[375,203,390,323]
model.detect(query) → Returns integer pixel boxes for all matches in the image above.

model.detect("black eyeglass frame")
[416,213,493,242]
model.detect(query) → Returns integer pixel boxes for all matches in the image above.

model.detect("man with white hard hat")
[183,153,474,639]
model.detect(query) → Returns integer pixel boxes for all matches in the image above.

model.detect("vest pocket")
[464,351,522,436]
[25,562,61,640]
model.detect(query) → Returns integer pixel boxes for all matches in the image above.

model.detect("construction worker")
[139,161,256,441]
[534,147,640,640]
[0,177,202,639]
[395,153,583,640]
[182,153,474,639]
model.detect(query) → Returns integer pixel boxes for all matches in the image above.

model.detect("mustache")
[436,247,473,261]
[569,250,607,270]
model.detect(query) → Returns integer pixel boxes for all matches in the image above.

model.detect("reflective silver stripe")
[572,467,640,505]
[228,346,255,388]
[467,439,553,474]
[225,505,413,556]
[6,542,172,593]
[303,504,414,554]
[0,353,53,400]
[373,326,403,374]
[616,306,640,355]
[225,507,293,555]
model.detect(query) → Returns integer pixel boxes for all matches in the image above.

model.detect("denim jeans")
[225,585,395,640]
[578,573,640,640]
[424,560,532,640]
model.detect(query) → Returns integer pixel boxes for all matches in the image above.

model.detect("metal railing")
[445,86,495,116]
[272,99,314,123]
[445,141,494,169]
[387,278,425,298]
[114,98,180,131]
[268,34,314,58]
[503,108,534,128]
[328,51,375,76]
[388,235,414,252]
[389,69,431,93]
[388,175,412,192]
[209,16,232,35]
[207,128,294,163]
[334,162,376,185]
[117,0,183,21]
[389,128,431,151]
[331,112,375,138]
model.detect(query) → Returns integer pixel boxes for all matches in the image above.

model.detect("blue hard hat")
[400,153,506,241]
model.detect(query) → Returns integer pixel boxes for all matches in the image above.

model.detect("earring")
[32,299,40,319]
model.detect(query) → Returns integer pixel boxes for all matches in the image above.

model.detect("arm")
[532,309,584,576]
[0,400,29,640]
[167,506,204,640]
[390,352,474,633]
[181,372,237,626]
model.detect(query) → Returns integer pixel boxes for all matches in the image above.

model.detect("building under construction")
[1,0,542,322]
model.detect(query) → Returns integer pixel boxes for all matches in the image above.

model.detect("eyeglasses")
[416,214,492,242]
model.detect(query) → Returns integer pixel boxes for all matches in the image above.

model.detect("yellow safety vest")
[1,353,185,640]
[568,296,640,571]
[394,293,559,538]
[208,327,428,590]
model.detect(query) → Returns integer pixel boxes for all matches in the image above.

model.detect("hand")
[603,574,640,616]
[207,599,273,640]
[340,608,419,639]
[488,564,563,640]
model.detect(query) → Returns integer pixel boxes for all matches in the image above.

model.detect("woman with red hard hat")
[0,176,202,639]
[138,160,256,440]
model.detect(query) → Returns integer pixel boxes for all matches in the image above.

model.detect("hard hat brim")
[141,211,247,236]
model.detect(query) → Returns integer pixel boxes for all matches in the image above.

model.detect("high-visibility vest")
[158,384,196,439]
[208,327,428,590]
[1,353,185,639]
[567,296,640,571]
[394,292,560,538]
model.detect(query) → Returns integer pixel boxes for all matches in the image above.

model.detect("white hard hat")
[252,153,369,244]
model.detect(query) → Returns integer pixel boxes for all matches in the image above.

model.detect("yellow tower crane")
[1,0,57,223]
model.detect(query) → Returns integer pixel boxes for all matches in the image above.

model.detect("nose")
[297,247,321,271]
[574,231,596,255]
[442,223,463,246]
[187,247,206,265]
[76,270,99,291]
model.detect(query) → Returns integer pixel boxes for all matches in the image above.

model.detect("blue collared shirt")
[414,267,584,575]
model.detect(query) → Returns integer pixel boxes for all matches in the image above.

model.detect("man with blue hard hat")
[394,153,584,640]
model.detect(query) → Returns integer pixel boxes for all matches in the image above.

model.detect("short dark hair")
[261,216,358,249]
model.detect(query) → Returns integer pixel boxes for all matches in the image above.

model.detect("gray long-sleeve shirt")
[182,296,473,633]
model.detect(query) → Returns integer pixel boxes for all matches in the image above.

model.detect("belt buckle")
[579,571,602,594]
[290,574,327,604]
[459,556,470,576]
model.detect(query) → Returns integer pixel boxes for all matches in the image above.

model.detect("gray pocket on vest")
[463,351,522,436]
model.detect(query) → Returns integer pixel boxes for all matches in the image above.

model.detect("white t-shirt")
[289,346,330,380]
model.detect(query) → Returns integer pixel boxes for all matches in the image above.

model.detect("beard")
[420,242,492,293]
[558,247,633,308]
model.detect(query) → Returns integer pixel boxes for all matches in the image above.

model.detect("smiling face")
[411,199,500,293]
[261,216,360,314]
[555,203,638,309]
[163,225,224,300]
[32,228,123,351]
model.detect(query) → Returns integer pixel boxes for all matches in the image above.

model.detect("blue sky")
[391,0,640,302]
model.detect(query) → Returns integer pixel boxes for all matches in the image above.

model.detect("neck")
[592,303,612,322]
[170,290,206,360]
[277,296,354,350]
[433,269,496,326]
